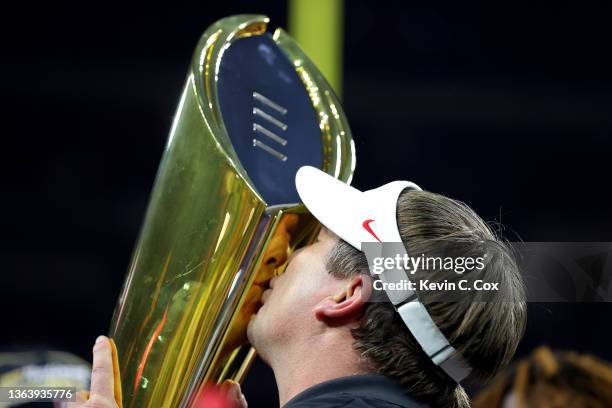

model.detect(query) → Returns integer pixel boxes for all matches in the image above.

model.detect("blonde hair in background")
[474,346,612,408]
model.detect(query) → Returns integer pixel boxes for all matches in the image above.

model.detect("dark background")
[2,0,611,406]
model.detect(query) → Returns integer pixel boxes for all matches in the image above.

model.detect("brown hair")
[326,189,527,408]
[473,346,612,408]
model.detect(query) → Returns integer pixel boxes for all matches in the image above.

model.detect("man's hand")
[193,380,248,408]
[220,380,248,408]
[68,335,247,408]
[68,336,118,408]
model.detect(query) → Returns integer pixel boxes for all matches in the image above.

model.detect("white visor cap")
[295,166,420,249]
[294,165,472,383]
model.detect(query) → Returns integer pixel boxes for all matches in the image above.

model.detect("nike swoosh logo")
[362,219,382,242]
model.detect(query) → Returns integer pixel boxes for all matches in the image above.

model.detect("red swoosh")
[134,305,169,394]
[362,219,382,242]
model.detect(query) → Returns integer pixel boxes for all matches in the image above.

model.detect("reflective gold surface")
[109,15,355,408]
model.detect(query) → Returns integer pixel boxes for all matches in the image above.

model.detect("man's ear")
[314,274,372,321]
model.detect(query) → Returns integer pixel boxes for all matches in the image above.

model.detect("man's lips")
[248,284,272,316]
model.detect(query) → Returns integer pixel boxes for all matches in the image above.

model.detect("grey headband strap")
[378,245,472,383]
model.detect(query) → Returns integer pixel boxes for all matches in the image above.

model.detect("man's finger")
[221,380,248,408]
[90,335,115,399]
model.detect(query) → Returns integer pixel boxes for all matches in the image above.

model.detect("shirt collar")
[283,374,427,407]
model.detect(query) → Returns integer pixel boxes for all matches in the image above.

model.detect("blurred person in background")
[474,346,612,408]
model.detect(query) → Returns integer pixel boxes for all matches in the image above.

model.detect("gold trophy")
[109,14,355,408]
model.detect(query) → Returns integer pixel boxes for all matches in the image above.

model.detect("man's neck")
[269,331,369,407]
